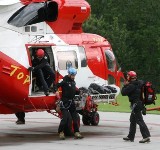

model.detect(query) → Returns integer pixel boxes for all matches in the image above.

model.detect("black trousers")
[58,101,79,133]
[34,64,54,92]
[128,103,150,140]
[15,112,25,121]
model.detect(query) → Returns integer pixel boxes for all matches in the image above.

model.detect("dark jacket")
[32,55,49,70]
[121,80,143,105]
[55,75,80,101]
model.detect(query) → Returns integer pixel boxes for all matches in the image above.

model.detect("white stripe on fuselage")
[0,0,19,6]
[0,28,68,68]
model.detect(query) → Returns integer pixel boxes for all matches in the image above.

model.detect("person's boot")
[139,137,150,143]
[44,90,50,96]
[74,132,83,139]
[16,119,25,125]
[123,137,134,142]
[59,132,65,140]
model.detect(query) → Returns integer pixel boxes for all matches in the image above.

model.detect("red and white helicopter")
[0,0,124,126]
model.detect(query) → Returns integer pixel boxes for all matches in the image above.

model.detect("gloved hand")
[28,67,34,71]
[142,107,146,115]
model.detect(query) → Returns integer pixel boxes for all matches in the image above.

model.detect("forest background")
[83,0,160,92]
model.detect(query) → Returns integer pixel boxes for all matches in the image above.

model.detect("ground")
[0,111,160,150]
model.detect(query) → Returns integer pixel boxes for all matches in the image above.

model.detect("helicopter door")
[27,46,55,96]
[52,45,80,82]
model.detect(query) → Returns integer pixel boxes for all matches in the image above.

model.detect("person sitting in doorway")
[28,49,55,96]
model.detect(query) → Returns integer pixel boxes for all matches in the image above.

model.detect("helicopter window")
[56,51,78,70]
[105,49,116,72]
[25,26,30,32]
[78,46,87,67]
[7,1,58,27]
[31,26,37,32]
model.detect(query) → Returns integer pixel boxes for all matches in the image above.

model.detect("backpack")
[141,81,157,105]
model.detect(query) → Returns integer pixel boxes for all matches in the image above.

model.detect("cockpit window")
[105,49,116,72]
[78,46,87,67]
[8,1,58,27]
[56,51,78,70]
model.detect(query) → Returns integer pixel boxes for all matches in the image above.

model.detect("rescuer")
[121,71,151,143]
[54,67,83,140]
[28,49,55,96]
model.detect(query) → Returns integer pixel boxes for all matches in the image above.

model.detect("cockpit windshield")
[8,1,58,27]
[104,49,116,72]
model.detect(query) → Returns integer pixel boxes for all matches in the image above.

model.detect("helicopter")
[0,0,124,126]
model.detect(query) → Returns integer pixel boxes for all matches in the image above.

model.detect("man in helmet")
[121,71,151,143]
[28,49,55,96]
[54,67,83,140]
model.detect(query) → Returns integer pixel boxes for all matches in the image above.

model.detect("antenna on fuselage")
[29,35,44,43]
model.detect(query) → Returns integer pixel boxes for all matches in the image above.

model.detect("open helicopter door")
[52,45,105,89]
[52,45,89,88]
[52,45,80,83]
[27,46,55,96]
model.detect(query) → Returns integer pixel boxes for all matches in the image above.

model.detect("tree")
[84,0,160,91]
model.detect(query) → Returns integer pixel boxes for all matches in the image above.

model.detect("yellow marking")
[93,38,103,42]
[10,65,21,76]
[10,65,30,85]
[23,75,30,84]
[17,72,24,80]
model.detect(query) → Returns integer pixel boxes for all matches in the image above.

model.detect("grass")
[98,94,160,115]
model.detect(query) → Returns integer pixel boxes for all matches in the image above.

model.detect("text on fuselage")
[10,65,30,84]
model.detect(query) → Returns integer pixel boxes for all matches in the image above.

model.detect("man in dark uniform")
[28,49,55,96]
[55,67,83,140]
[121,71,151,143]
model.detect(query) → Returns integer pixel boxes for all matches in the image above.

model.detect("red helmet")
[36,49,45,58]
[127,71,137,79]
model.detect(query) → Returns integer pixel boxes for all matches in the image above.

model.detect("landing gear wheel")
[91,112,99,126]
[82,115,91,125]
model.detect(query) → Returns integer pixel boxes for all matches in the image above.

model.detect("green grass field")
[98,94,160,115]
